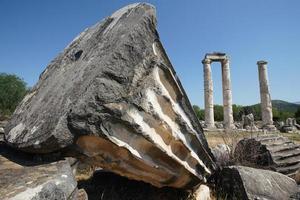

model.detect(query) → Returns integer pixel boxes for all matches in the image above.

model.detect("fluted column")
[221,58,234,129]
[203,58,215,129]
[257,61,276,130]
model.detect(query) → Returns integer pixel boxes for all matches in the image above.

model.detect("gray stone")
[194,185,211,200]
[242,113,258,131]
[234,122,242,129]
[234,134,300,182]
[0,153,77,200]
[286,118,296,126]
[0,120,7,142]
[4,3,215,188]
[281,125,297,133]
[280,118,299,133]
[217,165,299,200]
[77,189,88,200]
[211,144,231,167]
[215,122,224,129]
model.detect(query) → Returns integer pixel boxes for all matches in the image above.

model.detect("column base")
[205,123,216,129]
[262,125,277,132]
[223,123,236,130]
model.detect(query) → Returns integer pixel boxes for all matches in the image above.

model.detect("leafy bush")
[295,107,300,124]
[193,103,297,123]
[214,105,224,121]
[193,105,204,120]
[0,73,27,116]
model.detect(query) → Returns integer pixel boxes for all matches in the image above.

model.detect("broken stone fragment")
[193,185,211,200]
[0,155,77,200]
[234,134,300,183]
[217,165,299,200]
[4,3,216,188]
[211,144,231,167]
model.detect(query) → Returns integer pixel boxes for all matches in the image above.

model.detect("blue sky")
[0,0,299,108]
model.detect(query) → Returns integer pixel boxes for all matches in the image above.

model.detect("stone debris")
[0,145,77,200]
[234,134,300,183]
[0,120,7,142]
[211,144,231,167]
[217,165,299,200]
[4,3,215,188]
[242,113,258,131]
[194,185,211,200]
[279,118,300,133]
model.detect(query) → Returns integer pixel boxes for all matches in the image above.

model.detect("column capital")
[221,58,229,65]
[257,60,268,65]
[202,58,211,64]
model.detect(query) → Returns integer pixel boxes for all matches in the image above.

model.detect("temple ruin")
[202,54,279,132]
[202,53,234,129]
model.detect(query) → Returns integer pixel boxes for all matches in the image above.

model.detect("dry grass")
[205,131,253,148]
[205,130,300,149]
[283,132,300,144]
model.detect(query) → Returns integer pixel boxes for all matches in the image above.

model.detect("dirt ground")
[205,130,300,148]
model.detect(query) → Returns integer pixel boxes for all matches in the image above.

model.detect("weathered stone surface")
[194,185,211,200]
[217,165,299,200]
[234,134,300,183]
[280,118,299,133]
[4,3,215,188]
[0,144,77,200]
[242,113,258,131]
[0,120,7,142]
[214,122,223,129]
[77,189,88,200]
[211,144,231,167]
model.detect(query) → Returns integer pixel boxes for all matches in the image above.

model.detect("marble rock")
[4,3,216,188]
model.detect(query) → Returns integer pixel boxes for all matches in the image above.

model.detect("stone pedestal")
[203,58,215,129]
[221,59,234,129]
[257,61,276,131]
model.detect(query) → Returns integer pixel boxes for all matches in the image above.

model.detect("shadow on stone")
[78,170,193,200]
[0,142,63,166]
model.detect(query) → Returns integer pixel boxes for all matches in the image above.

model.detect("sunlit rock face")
[5,3,216,188]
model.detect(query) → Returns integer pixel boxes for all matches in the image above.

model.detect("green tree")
[232,104,243,121]
[272,107,280,121]
[214,105,224,121]
[193,105,205,120]
[0,73,27,116]
[295,107,300,124]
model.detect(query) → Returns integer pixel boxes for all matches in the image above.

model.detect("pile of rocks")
[242,113,258,131]
[279,118,300,133]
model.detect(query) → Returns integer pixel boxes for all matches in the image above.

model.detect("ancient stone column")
[221,59,234,129]
[203,58,215,129]
[257,61,276,131]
